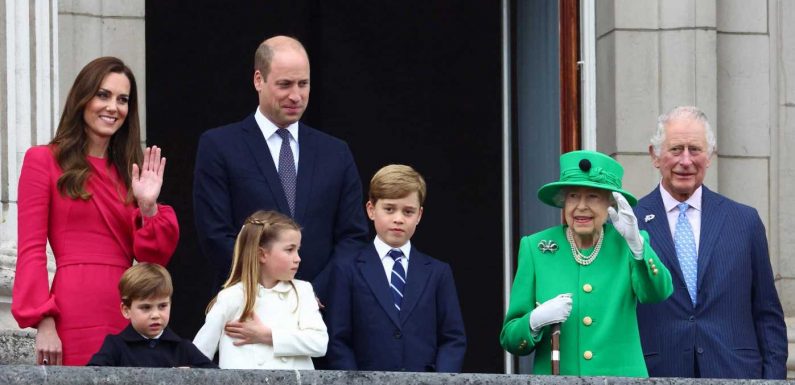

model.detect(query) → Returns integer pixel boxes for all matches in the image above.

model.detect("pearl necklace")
[566,227,604,266]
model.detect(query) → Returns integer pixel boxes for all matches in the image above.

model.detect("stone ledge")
[0,366,792,385]
[3,328,793,381]
[0,329,36,365]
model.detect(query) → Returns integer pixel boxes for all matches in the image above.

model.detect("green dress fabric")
[500,224,673,377]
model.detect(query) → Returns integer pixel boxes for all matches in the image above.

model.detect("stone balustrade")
[1,329,792,383]
[0,365,792,385]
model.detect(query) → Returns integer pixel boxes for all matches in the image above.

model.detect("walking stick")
[551,323,561,375]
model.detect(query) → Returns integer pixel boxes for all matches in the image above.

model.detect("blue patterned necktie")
[388,249,406,312]
[276,128,296,216]
[674,202,698,306]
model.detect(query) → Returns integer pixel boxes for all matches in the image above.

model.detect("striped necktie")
[388,249,406,311]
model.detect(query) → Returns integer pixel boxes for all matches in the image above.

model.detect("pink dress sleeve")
[12,147,60,329]
[132,204,179,265]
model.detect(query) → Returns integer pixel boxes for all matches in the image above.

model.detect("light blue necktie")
[276,128,296,216]
[674,202,698,306]
[388,249,406,312]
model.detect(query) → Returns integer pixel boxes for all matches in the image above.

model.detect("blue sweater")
[87,324,217,368]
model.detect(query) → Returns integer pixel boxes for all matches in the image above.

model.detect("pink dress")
[12,145,179,365]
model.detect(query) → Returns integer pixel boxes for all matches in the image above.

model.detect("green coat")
[500,224,672,377]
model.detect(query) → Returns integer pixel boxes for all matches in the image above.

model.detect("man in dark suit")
[193,36,368,304]
[634,106,787,379]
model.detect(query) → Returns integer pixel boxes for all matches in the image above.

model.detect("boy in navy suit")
[327,164,466,372]
[88,263,217,368]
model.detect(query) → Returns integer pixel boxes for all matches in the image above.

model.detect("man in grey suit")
[634,106,787,379]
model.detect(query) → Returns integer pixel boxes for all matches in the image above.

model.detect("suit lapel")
[641,188,687,288]
[294,123,315,223]
[696,186,725,292]
[241,116,291,215]
[399,247,432,325]
[357,246,401,328]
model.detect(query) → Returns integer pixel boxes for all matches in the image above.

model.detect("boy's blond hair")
[369,164,426,205]
[119,263,173,307]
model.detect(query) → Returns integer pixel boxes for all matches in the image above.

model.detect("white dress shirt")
[254,108,299,172]
[193,280,327,369]
[660,184,702,250]
[373,236,411,281]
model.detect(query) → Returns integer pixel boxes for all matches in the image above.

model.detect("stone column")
[1,0,60,331]
[596,0,719,196]
[772,0,795,378]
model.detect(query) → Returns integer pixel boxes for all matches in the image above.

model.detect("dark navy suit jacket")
[326,244,467,372]
[193,114,368,302]
[87,325,217,368]
[635,185,787,379]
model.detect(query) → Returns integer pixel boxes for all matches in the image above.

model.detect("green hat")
[537,150,637,208]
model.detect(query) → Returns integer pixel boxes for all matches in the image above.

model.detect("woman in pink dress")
[12,57,179,366]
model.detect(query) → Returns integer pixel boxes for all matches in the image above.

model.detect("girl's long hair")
[207,210,301,321]
[51,56,142,201]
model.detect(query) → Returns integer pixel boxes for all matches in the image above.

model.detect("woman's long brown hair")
[51,56,142,201]
[207,210,301,321]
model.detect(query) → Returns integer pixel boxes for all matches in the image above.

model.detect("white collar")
[660,184,702,213]
[254,108,299,142]
[257,280,293,296]
[137,330,164,340]
[373,236,411,260]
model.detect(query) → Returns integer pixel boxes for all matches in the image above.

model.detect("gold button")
[653,268,659,275]
[583,284,593,293]
[648,258,654,263]
[583,351,593,360]
[583,316,592,326]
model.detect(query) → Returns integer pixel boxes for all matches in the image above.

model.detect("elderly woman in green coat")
[500,150,673,377]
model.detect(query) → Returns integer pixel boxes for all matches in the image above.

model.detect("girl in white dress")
[193,210,327,369]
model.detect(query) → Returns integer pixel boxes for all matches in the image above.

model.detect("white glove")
[608,191,644,260]
[529,293,572,333]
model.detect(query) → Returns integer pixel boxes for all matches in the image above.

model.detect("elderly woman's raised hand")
[608,192,644,260]
[132,146,166,217]
[529,293,572,335]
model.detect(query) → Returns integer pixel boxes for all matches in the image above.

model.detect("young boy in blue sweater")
[88,263,216,368]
